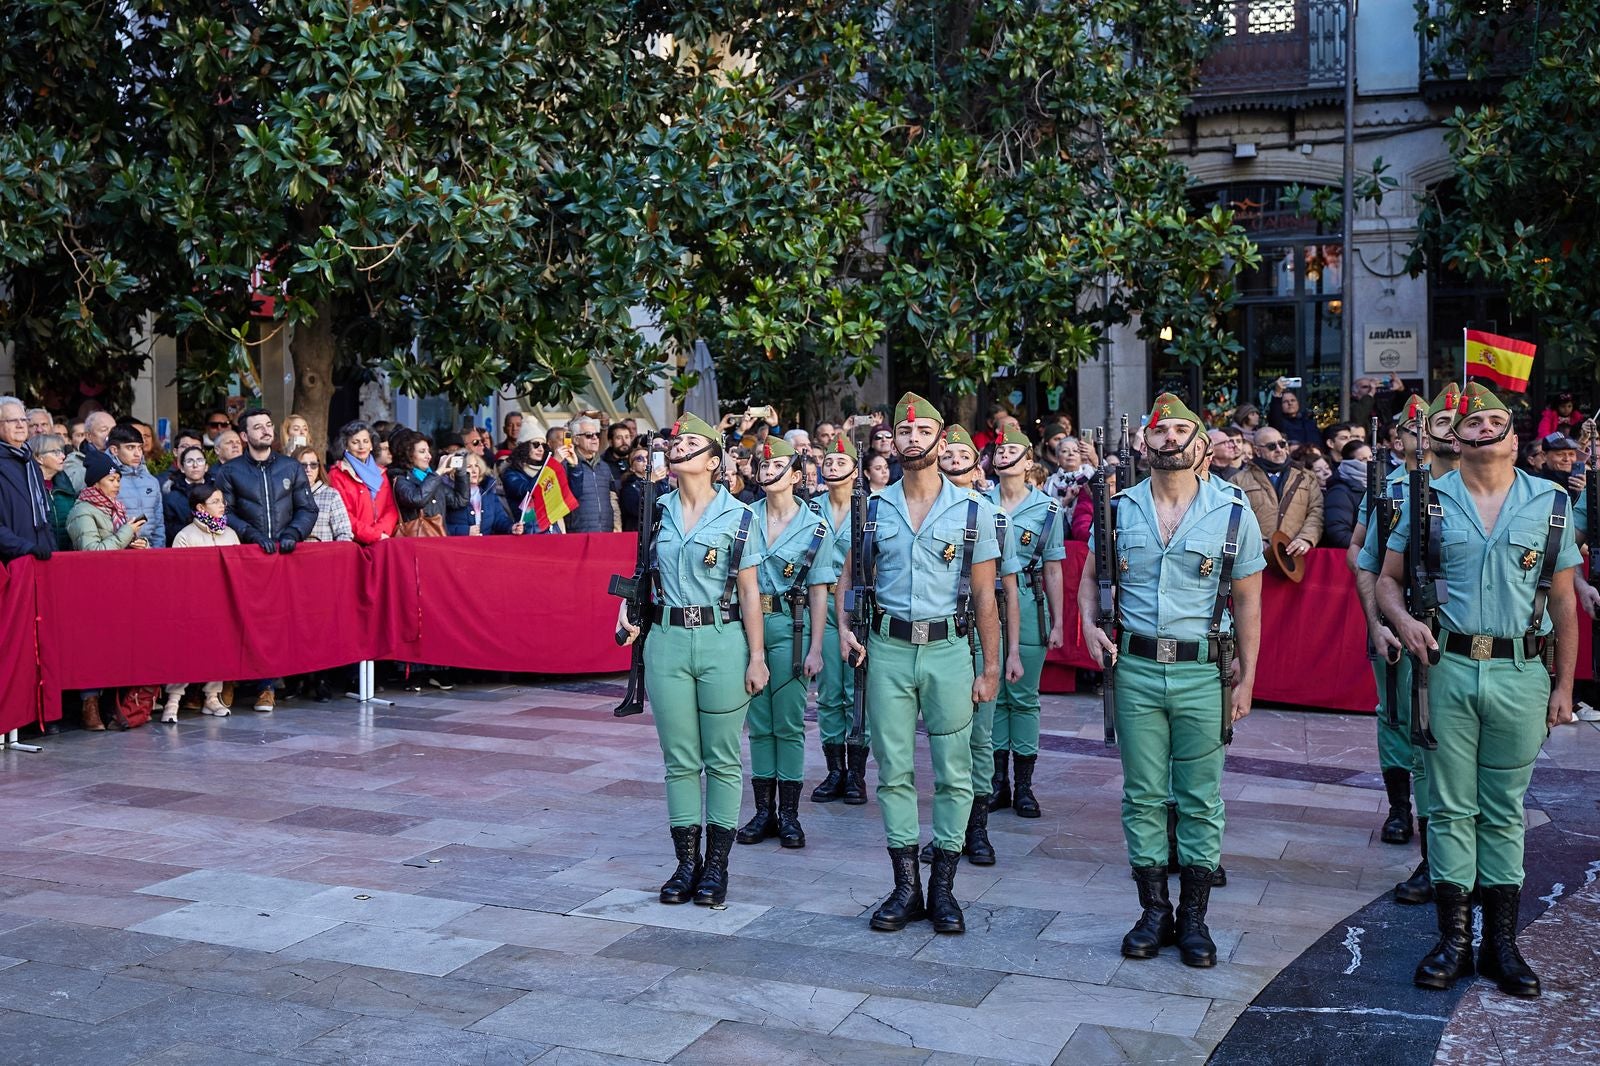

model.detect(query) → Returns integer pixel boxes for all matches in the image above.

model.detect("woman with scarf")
[164,483,239,720]
[66,451,149,731]
[328,420,399,545]
[1320,440,1373,549]
[500,439,557,531]
[163,446,215,540]
[445,452,523,535]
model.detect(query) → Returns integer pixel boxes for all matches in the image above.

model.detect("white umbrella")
[682,338,722,425]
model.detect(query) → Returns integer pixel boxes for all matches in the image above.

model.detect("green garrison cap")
[1148,392,1203,431]
[1428,382,1462,420]
[828,435,858,461]
[895,392,943,427]
[1452,381,1509,427]
[944,424,975,451]
[759,436,795,460]
[671,413,720,441]
[996,426,1033,448]
[1395,393,1428,430]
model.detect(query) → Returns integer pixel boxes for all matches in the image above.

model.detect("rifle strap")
[1208,502,1245,638]
[787,510,829,599]
[1029,503,1060,635]
[955,498,980,632]
[993,511,1009,590]
[1528,492,1569,635]
[718,509,753,620]
[861,495,881,590]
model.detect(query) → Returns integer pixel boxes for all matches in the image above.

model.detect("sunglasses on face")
[1260,440,1288,451]
[300,461,320,469]
[207,421,230,429]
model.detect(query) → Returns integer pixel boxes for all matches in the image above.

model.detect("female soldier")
[618,413,769,906]
[736,437,828,849]
[809,434,870,804]
[986,427,1067,819]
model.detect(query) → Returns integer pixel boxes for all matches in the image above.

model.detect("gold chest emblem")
[1119,556,1130,573]
[782,560,796,579]
[942,543,957,563]
[1199,557,1215,578]
[1020,530,1034,546]
[1520,549,1539,571]
[703,547,719,568]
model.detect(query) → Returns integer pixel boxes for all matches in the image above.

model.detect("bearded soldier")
[1078,394,1265,968]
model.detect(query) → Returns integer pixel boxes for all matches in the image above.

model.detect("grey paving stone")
[281,922,501,977]
[629,969,867,1033]
[129,901,343,952]
[571,888,768,934]
[420,875,607,914]
[600,926,1005,1007]
[95,987,346,1057]
[471,990,716,1062]
[290,1015,547,1065]
[131,1043,307,1066]
[288,885,480,930]
[666,1019,932,1064]
[432,905,640,955]
[135,870,331,911]
[0,919,186,972]
[1,883,191,929]
[284,963,526,1027]
[531,1049,658,1066]
[0,960,172,1023]
[0,1007,176,1066]
[0,954,20,970]
[118,942,349,999]
[736,907,936,959]
[1053,1024,1211,1065]
[450,943,674,1001]
[911,928,1123,984]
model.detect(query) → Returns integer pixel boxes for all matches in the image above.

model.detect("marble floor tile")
[570,888,768,935]
[281,923,501,978]
[129,902,342,952]
[0,960,172,1023]
[470,990,717,1062]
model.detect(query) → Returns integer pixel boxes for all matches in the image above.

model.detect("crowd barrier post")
[3,729,42,754]
[346,660,393,708]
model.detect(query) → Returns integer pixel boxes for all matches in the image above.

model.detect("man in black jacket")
[212,409,318,712]
[0,397,53,562]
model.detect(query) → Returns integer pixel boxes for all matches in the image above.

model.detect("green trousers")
[994,582,1049,757]
[865,627,975,852]
[1114,649,1226,870]
[747,612,810,781]
[1373,652,1431,815]
[644,621,753,830]
[1424,652,1549,889]
[817,617,865,746]
[970,646,995,795]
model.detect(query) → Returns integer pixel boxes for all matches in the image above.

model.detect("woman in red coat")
[327,420,399,544]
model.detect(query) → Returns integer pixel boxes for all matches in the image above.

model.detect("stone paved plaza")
[0,678,1594,1065]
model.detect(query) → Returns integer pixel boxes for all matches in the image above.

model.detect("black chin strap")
[1144,423,1201,462]
[1458,424,1512,449]
[822,463,856,484]
[668,441,718,466]
[757,455,797,487]
[942,462,977,478]
[993,451,1028,472]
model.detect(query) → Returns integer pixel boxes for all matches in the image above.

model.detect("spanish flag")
[519,457,578,532]
[1464,329,1536,393]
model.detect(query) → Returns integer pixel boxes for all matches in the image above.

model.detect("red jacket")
[328,462,399,545]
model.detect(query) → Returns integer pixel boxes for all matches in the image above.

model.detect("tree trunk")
[292,303,337,455]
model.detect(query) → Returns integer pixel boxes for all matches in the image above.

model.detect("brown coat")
[1232,463,1324,546]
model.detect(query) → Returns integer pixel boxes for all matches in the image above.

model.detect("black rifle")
[1118,414,1136,490]
[607,435,663,718]
[845,426,874,747]
[1091,425,1118,746]
[993,512,1009,670]
[1366,416,1401,730]
[1588,423,1599,681]
[1406,431,1444,750]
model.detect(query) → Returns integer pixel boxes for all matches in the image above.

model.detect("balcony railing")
[1189,0,1347,113]
[1417,0,1536,93]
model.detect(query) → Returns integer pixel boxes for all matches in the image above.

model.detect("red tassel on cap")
[1458,394,1468,415]
[906,403,916,421]
[763,443,772,459]
[672,420,681,435]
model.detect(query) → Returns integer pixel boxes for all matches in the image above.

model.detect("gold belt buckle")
[683,605,703,628]
[911,621,931,645]
[1470,634,1494,661]
[1156,638,1178,664]
[759,594,776,614]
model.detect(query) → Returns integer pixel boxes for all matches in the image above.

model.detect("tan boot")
[201,695,230,717]
[161,692,181,723]
[81,694,106,732]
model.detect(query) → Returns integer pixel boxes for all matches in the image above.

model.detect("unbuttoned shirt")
[653,486,766,611]
[752,497,828,597]
[1384,468,1579,639]
[988,485,1067,578]
[868,476,1001,622]
[1091,475,1266,641]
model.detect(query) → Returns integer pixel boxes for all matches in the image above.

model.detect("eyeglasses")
[1260,440,1289,451]
[39,448,65,457]
[300,460,320,469]
[0,417,26,426]
[182,456,207,465]
[575,431,600,439]
[207,421,230,429]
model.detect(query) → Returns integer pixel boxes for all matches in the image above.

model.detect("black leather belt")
[652,604,740,628]
[1123,634,1219,664]
[873,610,955,645]
[1441,631,1544,662]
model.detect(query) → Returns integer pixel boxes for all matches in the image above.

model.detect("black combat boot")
[1011,753,1041,818]
[776,781,806,849]
[694,825,735,905]
[870,846,926,931]
[842,743,869,805]
[1121,866,1176,959]
[987,750,1012,811]
[1394,817,1433,905]
[1478,883,1540,997]
[659,825,701,905]
[963,802,996,866]
[926,848,966,934]
[810,743,847,802]
[735,777,777,844]
[1175,866,1218,968]
[1414,881,1475,990]
[1380,767,1414,845]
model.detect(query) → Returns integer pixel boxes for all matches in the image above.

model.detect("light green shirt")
[1090,475,1266,640]
[810,494,852,590]
[1384,468,1579,638]
[751,497,828,596]
[654,486,765,610]
[868,477,1001,621]
[1357,463,1410,575]
[989,485,1067,577]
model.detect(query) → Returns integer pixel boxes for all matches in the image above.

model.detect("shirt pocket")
[918,516,972,573]
[1115,532,1148,578]
[1440,529,1471,569]
[1502,524,1548,588]
[688,526,738,593]
[1173,535,1226,593]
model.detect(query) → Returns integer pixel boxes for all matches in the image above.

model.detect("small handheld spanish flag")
[1464,329,1536,394]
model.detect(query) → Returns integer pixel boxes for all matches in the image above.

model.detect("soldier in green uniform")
[617,413,770,906]
[1379,382,1578,998]
[1349,384,1457,905]
[986,426,1067,822]
[809,433,870,805]
[837,394,1002,934]
[921,424,1020,866]
[736,437,829,849]
[1078,394,1265,968]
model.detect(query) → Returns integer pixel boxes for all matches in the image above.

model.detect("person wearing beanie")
[836,393,1003,936]
[1379,381,1580,1000]
[1078,392,1265,969]
[615,412,769,908]
[808,432,871,806]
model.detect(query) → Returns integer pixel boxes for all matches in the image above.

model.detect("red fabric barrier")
[0,536,1589,731]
